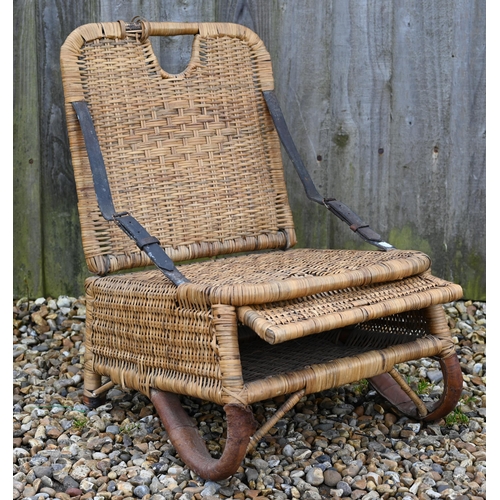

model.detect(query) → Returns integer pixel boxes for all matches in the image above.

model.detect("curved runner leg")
[150,388,257,481]
[368,352,463,421]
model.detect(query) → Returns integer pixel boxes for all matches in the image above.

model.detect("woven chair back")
[61,22,296,275]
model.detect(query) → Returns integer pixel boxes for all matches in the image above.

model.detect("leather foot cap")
[150,389,257,481]
[83,394,107,408]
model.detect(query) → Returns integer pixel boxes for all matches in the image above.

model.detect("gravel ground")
[13,297,486,500]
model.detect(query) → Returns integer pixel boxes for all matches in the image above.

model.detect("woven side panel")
[238,272,463,343]
[238,311,430,383]
[242,335,443,404]
[84,272,226,403]
[61,22,296,275]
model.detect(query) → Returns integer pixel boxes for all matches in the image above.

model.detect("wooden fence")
[13,0,486,300]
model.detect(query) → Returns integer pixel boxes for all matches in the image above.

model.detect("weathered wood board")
[13,0,485,299]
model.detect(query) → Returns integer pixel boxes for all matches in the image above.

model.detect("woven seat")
[61,20,463,480]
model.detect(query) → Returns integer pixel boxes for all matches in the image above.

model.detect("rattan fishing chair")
[61,20,464,480]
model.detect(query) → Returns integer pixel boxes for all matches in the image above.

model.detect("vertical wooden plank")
[99,0,161,24]
[214,0,258,26]
[275,0,397,250]
[441,0,485,298]
[13,0,43,299]
[388,0,485,298]
[36,0,101,298]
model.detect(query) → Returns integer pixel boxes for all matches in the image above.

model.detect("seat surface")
[176,248,433,306]
[86,248,462,346]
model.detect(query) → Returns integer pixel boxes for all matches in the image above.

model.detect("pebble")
[337,480,352,496]
[324,468,342,487]
[305,467,324,486]
[13,298,486,499]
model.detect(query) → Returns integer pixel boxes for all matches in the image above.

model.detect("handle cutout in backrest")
[156,34,196,76]
[131,20,200,77]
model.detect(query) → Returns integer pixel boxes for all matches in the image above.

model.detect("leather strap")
[71,101,189,285]
[323,198,393,250]
[263,90,323,204]
[263,90,394,251]
[72,101,116,221]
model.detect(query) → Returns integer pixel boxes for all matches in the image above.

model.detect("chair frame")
[61,20,463,480]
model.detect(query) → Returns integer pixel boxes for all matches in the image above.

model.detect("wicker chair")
[60,20,463,480]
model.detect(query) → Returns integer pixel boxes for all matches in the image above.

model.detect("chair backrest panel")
[61,22,296,275]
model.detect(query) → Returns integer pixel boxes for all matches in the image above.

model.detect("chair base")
[145,354,462,480]
[81,305,462,479]
[82,353,462,480]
